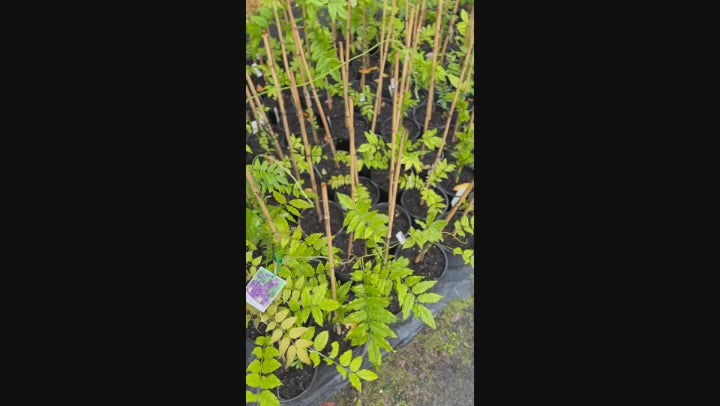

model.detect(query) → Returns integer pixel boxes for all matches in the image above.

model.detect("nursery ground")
[317,291,475,406]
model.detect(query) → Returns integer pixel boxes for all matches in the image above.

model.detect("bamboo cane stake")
[287,68,323,221]
[422,0,444,134]
[422,11,474,194]
[339,43,358,260]
[442,182,474,226]
[383,127,409,267]
[278,4,320,146]
[285,0,339,167]
[262,33,302,182]
[370,0,392,134]
[247,166,282,242]
[321,182,341,335]
[422,52,473,193]
[246,83,285,160]
[346,0,352,71]
[439,0,462,67]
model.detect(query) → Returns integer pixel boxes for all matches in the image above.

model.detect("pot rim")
[393,243,449,282]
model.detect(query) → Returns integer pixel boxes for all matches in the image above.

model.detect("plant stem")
[286,69,323,221]
[246,166,282,242]
[422,0,444,135]
[461,196,474,218]
[246,84,285,161]
[262,33,302,182]
[370,0,393,134]
[246,74,285,160]
[284,0,339,167]
[439,0,461,67]
[422,9,474,197]
[321,182,342,335]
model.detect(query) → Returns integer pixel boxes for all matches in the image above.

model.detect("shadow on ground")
[317,293,474,406]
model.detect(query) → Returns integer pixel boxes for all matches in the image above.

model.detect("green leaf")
[246,390,258,403]
[310,352,321,367]
[356,369,378,381]
[349,373,362,392]
[314,330,329,351]
[246,373,261,388]
[350,356,363,372]
[339,349,353,367]
[264,346,279,359]
[368,339,381,369]
[330,341,340,358]
[405,275,424,287]
[320,299,340,311]
[416,304,437,329]
[261,358,282,375]
[281,317,297,330]
[417,293,443,304]
[289,327,308,339]
[402,292,415,321]
[272,191,286,205]
[275,308,289,323]
[286,205,301,217]
[336,192,354,210]
[336,365,348,380]
[247,359,261,374]
[260,374,283,390]
[252,347,263,359]
[290,199,314,209]
[412,281,437,295]
[279,336,290,356]
[312,307,324,326]
[258,390,280,406]
[295,338,314,349]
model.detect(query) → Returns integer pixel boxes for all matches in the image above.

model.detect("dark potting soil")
[373,203,411,243]
[246,321,267,341]
[401,188,447,220]
[420,150,440,171]
[380,117,419,142]
[444,233,474,252]
[285,112,314,138]
[414,103,447,132]
[246,134,264,157]
[369,168,389,193]
[388,292,401,316]
[334,231,368,265]
[375,98,394,125]
[334,177,378,204]
[275,364,315,400]
[299,203,344,236]
[332,118,368,142]
[395,245,446,281]
[439,164,475,196]
[315,152,351,181]
[317,323,354,360]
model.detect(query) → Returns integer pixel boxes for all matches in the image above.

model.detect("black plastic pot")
[277,366,319,403]
[436,211,474,268]
[299,200,345,238]
[412,102,459,136]
[333,176,380,209]
[372,202,412,245]
[399,187,450,222]
[436,164,474,203]
[379,116,421,144]
[394,243,450,282]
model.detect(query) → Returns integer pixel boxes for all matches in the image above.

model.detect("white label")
[245,267,287,313]
[360,93,366,103]
[388,78,396,97]
[396,232,407,245]
[451,187,466,207]
[273,107,280,123]
[250,120,259,134]
[426,52,434,59]
[251,63,263,77]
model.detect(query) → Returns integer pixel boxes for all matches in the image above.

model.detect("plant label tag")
[396,232,407,245]
[426,52,434,59]
[451,187,466,207]
[246,267,287,313]
[360,93,366,103]
[251,63,263,77]
[250,120,259,134]
[389,78,396,97]
[273,107,280,123]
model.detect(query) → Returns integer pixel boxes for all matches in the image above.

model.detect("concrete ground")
[316,292,475,406]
